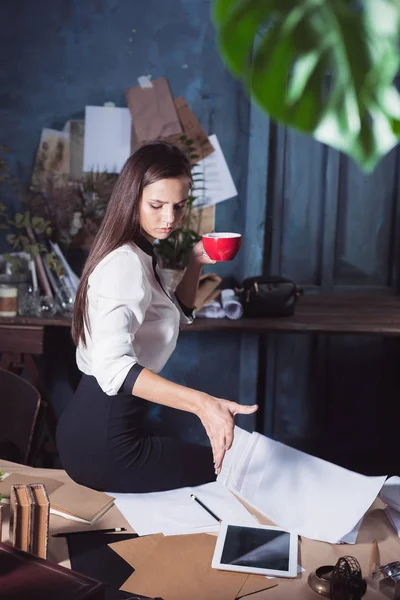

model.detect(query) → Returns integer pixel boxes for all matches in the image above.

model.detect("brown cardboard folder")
[109,533,277,600]
[0,473,114,524]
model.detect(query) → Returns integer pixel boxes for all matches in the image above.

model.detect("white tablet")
[212,523,298,578]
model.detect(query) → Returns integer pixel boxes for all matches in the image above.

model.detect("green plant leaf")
[6,234,19,250]
[14,212,25,228]
[213,0,400,171]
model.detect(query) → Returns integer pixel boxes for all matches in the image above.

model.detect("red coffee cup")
[202,232,242,262]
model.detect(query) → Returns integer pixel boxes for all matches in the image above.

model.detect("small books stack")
[10,483,50,559]
[0,542,105,600]
[0,473,115,524]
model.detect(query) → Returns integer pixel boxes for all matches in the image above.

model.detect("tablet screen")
[220,525,291,571]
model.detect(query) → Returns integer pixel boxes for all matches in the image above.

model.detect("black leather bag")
[237,275,303,318]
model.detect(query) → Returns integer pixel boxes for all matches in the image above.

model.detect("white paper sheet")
[106,480,258,536]
[385,506,400,536]
[380,476,400,510]
[220,289,243,320]
[192,134,238,207]
[338,518,363,544]
[83,106,131,173]
[196,300,226,319]
[218,429,387,544]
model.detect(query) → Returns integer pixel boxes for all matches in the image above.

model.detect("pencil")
[52,527,127,538]
[190,494,221,523]
[369,539,379,579]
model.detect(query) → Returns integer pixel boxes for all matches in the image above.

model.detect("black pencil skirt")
[56,374,215,493]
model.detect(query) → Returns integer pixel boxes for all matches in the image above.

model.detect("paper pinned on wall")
[137,74,153,88]
[83,106,131,173]
[125,77,182,150]
[192,134,238,207]
[31,128,70,193]
[167,96,215,163]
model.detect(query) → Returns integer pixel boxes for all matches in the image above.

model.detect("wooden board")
[0,295,400,335]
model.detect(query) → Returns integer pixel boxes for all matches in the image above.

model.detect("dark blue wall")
[2,0,400,472]
[0,0,258,444]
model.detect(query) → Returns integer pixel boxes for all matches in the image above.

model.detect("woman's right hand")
[196,394,258,474]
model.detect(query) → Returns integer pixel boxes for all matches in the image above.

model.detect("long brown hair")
[72,141,193,346]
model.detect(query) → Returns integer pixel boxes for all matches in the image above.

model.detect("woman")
[56,141,258,493]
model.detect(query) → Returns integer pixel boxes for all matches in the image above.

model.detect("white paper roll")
[220,289,243,320]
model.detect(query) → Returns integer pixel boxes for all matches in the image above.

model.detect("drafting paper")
[107,480,257,537]
[192,134,238,207]
[83,106,131,173]
[218,428,387,543]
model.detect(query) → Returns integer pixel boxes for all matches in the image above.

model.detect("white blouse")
[76,241,192,396]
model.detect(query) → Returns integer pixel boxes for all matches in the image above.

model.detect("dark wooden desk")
[1,294,400,335]
[1,294,399,450]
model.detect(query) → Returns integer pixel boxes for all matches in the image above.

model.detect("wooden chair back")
[0,368,42,464]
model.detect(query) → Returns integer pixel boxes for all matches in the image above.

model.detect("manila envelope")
[194,273,222,312]
[167,96,215,163]
[125,77,182,148]
[109,532,277,600]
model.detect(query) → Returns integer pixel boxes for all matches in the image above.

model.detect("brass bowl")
[308,565,335,597]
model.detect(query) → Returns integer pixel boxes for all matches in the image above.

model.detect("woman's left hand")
[190,240,216,267]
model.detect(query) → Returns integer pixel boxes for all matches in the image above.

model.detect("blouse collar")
[135,233,154,257]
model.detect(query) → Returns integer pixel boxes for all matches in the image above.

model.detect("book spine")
[25,484,35,554]
[29,484,50,560]
[9,486,18,547]
[9,484,34,553]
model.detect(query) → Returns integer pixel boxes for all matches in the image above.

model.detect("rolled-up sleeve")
[90,251,151,395]
[172,292,195,326]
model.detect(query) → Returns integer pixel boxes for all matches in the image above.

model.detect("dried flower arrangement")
[0,145,117,257]
[1,133,207,275]
[0,147,64,275]
[40,170,117,249]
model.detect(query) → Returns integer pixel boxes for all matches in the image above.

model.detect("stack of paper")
[107,480,258,536]
[218,427,387,544]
